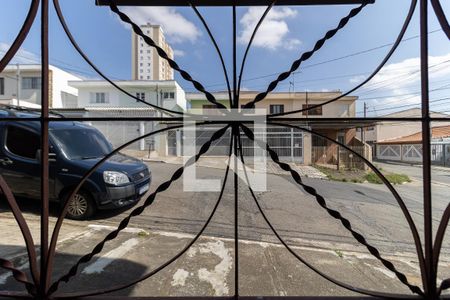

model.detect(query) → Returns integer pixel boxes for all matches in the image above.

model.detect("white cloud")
[238,7,300,51]
[0,43,40,64]
[119,7,201,43]
[351,53,450,106]
[173,49,185,57]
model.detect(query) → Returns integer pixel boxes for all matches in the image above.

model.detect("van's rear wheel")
[65,191,96,220]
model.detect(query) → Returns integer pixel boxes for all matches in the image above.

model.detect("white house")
[0,64,80,108]
[68,80,187,111]
[67,80,187,153]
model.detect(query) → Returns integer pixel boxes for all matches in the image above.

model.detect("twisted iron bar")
[45,124,188,290]
[235,132,419,299]
[55,130,234,298]
[108,1,227,110]
[268,0,419,118]
[47,125,230,295]
[0,259,35,296]
[239,123,423,296]
[243,1,369,109]
[52,0,183,116]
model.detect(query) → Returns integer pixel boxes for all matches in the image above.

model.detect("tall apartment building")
[131,23,174,81]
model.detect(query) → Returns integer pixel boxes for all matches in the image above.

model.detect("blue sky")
[0,0,449,116]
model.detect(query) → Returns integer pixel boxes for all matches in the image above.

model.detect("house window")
[140,63,143,67]
[147,76,150,80]
[6,126,39,159]
[0,78,4,95]
[90,92,108,104]
[270,104,284,114]
[302,104,322,116]
[147,50,151,53]
[136,92,145,101]
[163,92,175,99]
[22,77,41,89]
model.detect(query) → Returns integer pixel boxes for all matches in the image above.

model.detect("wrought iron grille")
[0,0,449,298]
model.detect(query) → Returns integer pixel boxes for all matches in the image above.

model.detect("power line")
[198,28,443,90]
[358,96,450,115]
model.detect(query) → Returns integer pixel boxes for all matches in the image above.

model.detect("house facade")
[356,108,450,145]
[67,80,187,153]
[376,125,450,166]
[184,91,366,167]
[68,80,186,111]
[0,64,80,108]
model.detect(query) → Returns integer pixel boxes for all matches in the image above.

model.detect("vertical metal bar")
[233,127,239,298]
[232,5,239,297]
[233,5,237,109]
[420,0,434,297]
[41,0,50,296]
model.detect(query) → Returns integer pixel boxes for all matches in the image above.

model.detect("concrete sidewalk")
[143,156,327,179]
[0,216,441,297]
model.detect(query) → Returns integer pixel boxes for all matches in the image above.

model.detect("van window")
[6,126,40,159]
[51,128,112,160]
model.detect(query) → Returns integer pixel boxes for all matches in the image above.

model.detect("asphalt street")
[0,161,449,296]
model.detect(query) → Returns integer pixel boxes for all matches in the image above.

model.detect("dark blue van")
[0,107,151,219]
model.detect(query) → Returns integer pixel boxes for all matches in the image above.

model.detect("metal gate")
[170,126,303,163]
[0,0,449,299]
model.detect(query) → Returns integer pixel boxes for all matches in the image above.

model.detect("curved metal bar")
[268,0,417,118]
[267,122,427,290]
[47,124,230,295]
[431,0,450,40]
[237,1,276,98]
[243,1,369,109]
[0,258,35,296]
[240,122,425,295]
[54,130,234,298]
[52,0,183,116]
[434,202,450,295]
[0,176,39,289]
[109,2,227,110]
[236,133,421,298]
[439,278,450,295]
[46,123,184,290]
[0,0,40,72]
[190,3,233,106]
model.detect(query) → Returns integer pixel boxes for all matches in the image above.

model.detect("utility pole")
[305,90,309,118]
[362,102,367,143]
[16,63,20,106]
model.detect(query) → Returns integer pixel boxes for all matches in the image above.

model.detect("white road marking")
[171,269,189,286]
[81,238,140,275]
[189,240,233,296]
[88,224,148,234]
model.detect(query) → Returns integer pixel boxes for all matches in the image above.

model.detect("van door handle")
[0,158,13,165]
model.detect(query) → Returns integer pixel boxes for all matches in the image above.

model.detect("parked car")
[0,107,151,219]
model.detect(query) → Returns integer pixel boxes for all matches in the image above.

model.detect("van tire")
[63,190,96,220]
